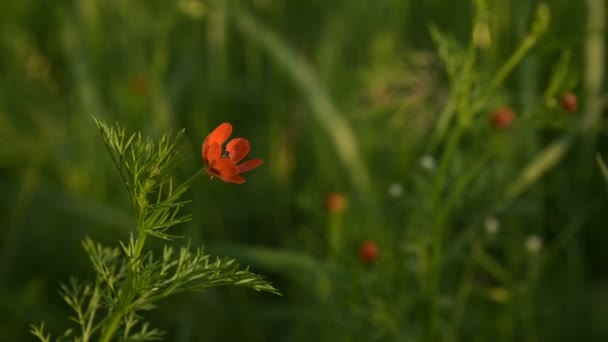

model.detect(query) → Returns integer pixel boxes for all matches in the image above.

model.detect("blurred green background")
[1,0,607,341]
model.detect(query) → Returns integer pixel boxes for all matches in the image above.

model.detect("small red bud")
[561,92,578,113]
[128,73,150,97]
[490,106,515,129]
[358,240,379,263]
[326,192,347,214]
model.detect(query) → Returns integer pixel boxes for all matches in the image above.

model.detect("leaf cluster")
[31,118,279,341]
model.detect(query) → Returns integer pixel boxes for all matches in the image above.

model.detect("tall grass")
[0,0,606,341]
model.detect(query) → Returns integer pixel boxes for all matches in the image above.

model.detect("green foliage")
[29,119,279,341]
[94,118,192,241]
[0,0,606,341]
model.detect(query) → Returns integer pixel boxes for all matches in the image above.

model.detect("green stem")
[426,126,465,341]
[494,4,548,89]
[583,0,605,137]
[98,232,146,342]
[99,310,124,342]
[134,231,148,263]
[98,168,207,341]
[327,214,343,260]
[489,28,537,91]
[448,240,478,342]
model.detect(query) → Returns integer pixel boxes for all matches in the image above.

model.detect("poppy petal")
[207,123,233,146]
[205,142,222,164]
[220,174,246,184]
[202,139,214,162]
[226,138,251,163]
[238,159,263,173]
[202,143,208,160]
[213,158,239,176]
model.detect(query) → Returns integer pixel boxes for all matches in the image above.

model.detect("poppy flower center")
[221,150,230,158]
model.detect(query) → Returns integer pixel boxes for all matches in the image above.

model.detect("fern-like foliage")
[31,118,279,342]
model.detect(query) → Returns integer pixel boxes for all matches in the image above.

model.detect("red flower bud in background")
[561,92,578,113]
[358,240,379,263]
[128,73,150,97]
[490,106,515,129]
[326,192,347,214]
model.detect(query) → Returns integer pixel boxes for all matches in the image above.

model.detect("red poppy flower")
[202,123,263,184]
[359,240,379,263]
[325,192,347,214]
[490,106,515,129]
[561,92,578,113]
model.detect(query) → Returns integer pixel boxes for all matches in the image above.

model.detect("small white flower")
[388,183,403,198]
[525,235,543,254]
[419,154,436,171]
[484,216,500,235]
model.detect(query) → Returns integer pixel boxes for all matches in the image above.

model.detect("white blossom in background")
[484,216,500,235]
[388,183,403,198]
[419,154,437,171]
[525,235,543,254]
